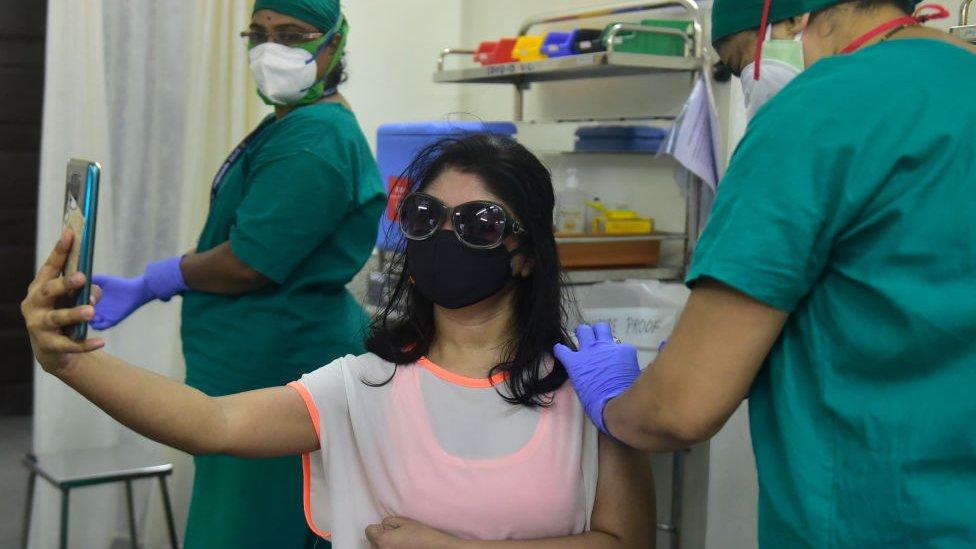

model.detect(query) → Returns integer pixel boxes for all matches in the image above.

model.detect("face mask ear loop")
[793,16,806,43]
[316,15,347,73]
[307,15,343,65]
[753,0,773,80]
[300,30,334,71]
[298,16,344,94]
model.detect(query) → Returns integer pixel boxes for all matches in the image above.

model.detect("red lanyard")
[840,4,951,54]
[752,0,774,80]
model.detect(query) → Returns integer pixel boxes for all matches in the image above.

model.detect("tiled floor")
[0,415,31,548]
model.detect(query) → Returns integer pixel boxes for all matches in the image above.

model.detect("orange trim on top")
[287,381,321,439]
[286,382,332,541]
[418,356,508,388]
[300,453,332,541]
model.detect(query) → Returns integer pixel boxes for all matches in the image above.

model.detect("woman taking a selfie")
[22,135,654,549]
[86,1,385,545]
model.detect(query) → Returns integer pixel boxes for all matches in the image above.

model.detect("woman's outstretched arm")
[22,233,318,457]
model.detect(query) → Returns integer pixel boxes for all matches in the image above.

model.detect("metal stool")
[21,445,179,549]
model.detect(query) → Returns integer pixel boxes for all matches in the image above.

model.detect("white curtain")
[31,1,267,547]
[32,3,121,547]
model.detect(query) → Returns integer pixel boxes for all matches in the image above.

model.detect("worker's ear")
[786,13,811,37]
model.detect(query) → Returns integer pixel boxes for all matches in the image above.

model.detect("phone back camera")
[69,173,81,199]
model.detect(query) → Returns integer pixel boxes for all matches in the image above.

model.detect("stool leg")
[59,489,70,549]
[21,471,36,549]
[124,480,138,549]
[157,476,179,549]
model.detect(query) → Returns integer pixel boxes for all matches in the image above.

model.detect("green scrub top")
[688,40,976,548]
[180,102,385,548]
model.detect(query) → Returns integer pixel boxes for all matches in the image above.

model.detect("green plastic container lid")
[602,18,694,57]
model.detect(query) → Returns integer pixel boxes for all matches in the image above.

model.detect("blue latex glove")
[553,323,641,437]
[91,256,188,330]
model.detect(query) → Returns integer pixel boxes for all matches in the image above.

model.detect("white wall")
[342,0,464,151]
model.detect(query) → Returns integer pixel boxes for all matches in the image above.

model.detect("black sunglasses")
[398,192,526,250]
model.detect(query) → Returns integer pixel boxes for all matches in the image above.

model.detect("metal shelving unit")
[434,2,712,548]
[565,266,683,285]
[951,0,976,43]
[557,232,686,244]
[435,50,699,85]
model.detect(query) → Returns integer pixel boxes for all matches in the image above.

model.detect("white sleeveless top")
[288,353,599,548]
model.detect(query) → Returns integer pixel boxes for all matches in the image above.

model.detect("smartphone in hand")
[62,159,100,340]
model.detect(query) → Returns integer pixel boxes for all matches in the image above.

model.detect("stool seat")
[22,445,179,549]
[24,445,173,489]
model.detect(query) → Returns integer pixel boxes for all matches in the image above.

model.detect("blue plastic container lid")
[542,31,575,57]
[544,31,572,42]
[575,137,664,152]
[378,121,518,137]
[575,125,668,139]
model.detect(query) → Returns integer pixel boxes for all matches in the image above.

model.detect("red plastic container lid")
[484,37,518,65]
[474,41,497,64]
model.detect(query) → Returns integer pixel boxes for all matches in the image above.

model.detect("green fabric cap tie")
[711,0,925,45]
[253,0,339,33]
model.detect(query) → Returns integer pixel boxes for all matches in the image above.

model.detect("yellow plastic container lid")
[586,200,640,220]
[586,201,654,234]
[513,35,547,62]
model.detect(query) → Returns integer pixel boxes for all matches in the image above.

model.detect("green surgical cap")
[253,0,340,32]
[711,0,924,44]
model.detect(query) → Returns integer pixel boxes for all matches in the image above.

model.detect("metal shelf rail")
[435,49,699,85]
[951,0,976,43]
[432,2,714,548]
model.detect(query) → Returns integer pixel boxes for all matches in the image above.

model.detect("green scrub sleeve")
[230,150,352,284]
[686,98,849,312]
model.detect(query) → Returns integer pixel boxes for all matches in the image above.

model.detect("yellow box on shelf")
[512,35,547,62]
[586,200,654,234]
[596,218,654,234]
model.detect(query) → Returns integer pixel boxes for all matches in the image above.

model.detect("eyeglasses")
[398,193,526,250]
[240,30,324,48]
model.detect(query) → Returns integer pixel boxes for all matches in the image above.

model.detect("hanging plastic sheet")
[661,74,721,244]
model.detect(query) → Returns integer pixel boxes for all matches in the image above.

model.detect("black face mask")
[406,230,515,310]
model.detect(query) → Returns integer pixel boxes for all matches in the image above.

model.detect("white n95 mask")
[248,42,319,106]
[741,28,805,119]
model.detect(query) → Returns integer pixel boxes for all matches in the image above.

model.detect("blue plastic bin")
[375,122,518,250]
[574,125,667,153]
[541,32,574,58]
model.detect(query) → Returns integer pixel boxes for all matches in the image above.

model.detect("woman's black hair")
[364,134,575,407]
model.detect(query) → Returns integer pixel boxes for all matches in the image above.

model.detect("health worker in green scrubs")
[91,1,385,546]
[555,1,976,547]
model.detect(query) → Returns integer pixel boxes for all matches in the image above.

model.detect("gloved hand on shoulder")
[91,256,188,330]
[553,322,641,437]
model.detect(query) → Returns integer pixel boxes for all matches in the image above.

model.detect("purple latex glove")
[553,323,640,437]
[91,256,188,330]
